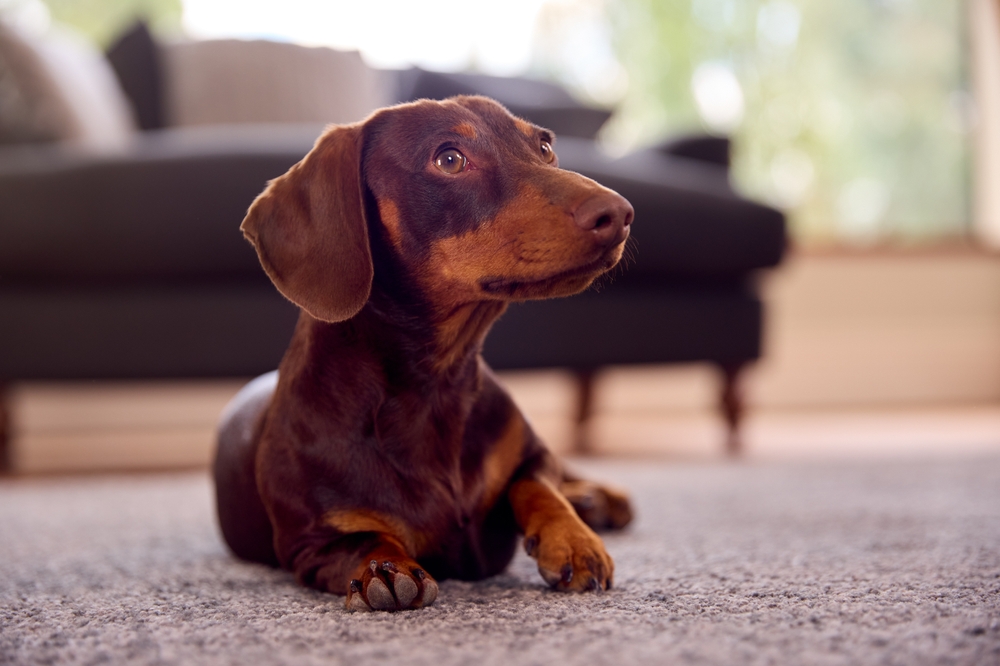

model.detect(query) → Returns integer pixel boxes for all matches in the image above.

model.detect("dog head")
[241,95,633,323]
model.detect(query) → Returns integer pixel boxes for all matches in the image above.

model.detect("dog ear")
[241,124,373,323]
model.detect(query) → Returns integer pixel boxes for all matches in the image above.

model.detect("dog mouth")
[478,248,622,298]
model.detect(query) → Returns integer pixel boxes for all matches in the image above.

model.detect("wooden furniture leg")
[0,384,9,473]
[719,363,746,457]
[572,368,597,455]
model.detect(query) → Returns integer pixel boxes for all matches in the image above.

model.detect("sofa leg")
[0,384,9,474]
[572,368,597,455]
[719,363,746,457]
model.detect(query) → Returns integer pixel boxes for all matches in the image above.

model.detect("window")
[603,0,972,246]
[21,0,975,246]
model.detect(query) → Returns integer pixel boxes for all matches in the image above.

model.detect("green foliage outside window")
[604,0,971,245]
[39,0,181,47]
[28,0,969,245]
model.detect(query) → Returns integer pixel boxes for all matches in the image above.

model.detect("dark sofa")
[0,30,785,463]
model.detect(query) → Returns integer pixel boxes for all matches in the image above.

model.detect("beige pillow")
[163,38,391,127]
[0,19,72,143]
[0,19,135,149]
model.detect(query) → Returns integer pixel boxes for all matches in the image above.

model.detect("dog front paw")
[523,518,613,592]
[346,559,438,612]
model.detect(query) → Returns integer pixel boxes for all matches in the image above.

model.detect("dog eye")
[540,141,555,163]
[434,148,468,174]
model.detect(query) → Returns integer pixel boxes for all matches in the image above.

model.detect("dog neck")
[287,299,501,486]
[290,293,500,390]
[362,237,510,379]
[358,288,507,378]
[427,300,508,375]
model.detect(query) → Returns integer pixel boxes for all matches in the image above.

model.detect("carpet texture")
[1,457,999,665]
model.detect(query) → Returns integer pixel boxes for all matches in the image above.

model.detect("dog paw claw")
[347,580,372,611]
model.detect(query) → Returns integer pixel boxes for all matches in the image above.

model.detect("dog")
[214,95,634,612]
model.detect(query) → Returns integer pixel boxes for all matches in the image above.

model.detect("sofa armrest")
[0,124,786,287]
[554,137,786,279]
[0,125,322,283]
[657,135,730,168]
[395,68,613,139]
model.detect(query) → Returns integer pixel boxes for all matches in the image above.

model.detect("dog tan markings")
[432,301,507,373]
[478,413,527,513]
[422,182,625,302]
[514,118,535,138]
[453,122,477,139]
[377,199,404,249]
[213,95,634,615]
[324,508,426,556]
[509,477,614,591]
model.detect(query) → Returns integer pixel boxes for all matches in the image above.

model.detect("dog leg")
[509,477,614,591]
[559,477,633,532]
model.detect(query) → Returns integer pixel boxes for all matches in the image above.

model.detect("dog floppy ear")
[241,124,372,323]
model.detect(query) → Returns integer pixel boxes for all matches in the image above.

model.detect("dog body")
[214,96,634,611]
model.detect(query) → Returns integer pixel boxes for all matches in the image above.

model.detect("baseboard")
[3,372,578,474]
[6,380,246,474]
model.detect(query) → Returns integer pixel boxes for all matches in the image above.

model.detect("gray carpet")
[1,456,999,665]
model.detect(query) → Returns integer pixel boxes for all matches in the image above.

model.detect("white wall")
[748,250,1000,408]
[584,250,1000,413]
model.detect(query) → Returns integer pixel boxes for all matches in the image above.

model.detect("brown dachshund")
[214,95,634,612]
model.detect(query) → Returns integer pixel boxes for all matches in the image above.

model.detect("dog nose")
[573,191,634,246]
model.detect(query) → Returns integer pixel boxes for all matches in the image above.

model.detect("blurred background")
[2,0,999,472]
[4,0,983,244]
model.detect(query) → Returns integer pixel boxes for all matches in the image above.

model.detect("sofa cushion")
[397,69,612,139]
[485,284,763,370]
[0,124,783,284]
[106,21,164,131]
[0,284,298,379]
[0,19,135,149]
[0,24,55,143]
[162,39,391,127]
[0,124,321,283]
[555,137,786,278]
[658,135,730,168]
[1,19,72,144]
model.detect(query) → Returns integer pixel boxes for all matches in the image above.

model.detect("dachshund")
[214,95,634,612]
